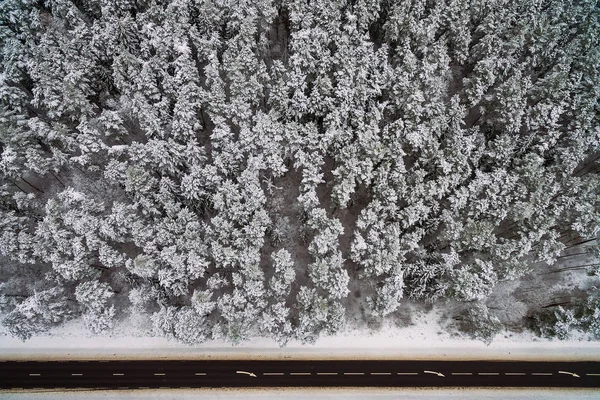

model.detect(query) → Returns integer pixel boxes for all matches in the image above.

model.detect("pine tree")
[75,281,116,334]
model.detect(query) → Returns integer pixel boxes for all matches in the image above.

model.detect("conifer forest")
[0,0,599,345]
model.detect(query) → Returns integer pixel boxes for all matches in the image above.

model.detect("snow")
[2,305,600,361]
[1,388,599,400]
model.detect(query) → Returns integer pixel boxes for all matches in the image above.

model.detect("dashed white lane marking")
[506,373,526,376]
[290,372,311,376]
[195,373,207,376]
[154,373,166,376]
[451,372,473,376]
[424,371,445,377]
[397,372,419,375]
[370,372,392,375]
[586,373,600,376]
[532,373,553,376]
[317,372,338,376]
[478,372,499,376]
[29,373,41,376]
[71,373,83,376]
[263,372,284,376]
[113,373,124,376]
[343,372,365,375]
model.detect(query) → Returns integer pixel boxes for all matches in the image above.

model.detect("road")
[1,360,599,389]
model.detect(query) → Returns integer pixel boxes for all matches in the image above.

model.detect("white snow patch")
[1,305,599,361]
[1,388,599,400]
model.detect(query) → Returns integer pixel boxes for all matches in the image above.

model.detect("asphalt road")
[1,360,599,389]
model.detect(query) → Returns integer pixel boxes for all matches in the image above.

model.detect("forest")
[0,0,599,345]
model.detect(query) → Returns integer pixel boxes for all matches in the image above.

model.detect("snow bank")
[1,306,599,361]
[1,388,600,400]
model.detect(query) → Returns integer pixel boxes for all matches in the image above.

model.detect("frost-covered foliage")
[75,281,115,334]
[0,0,599,344]
[532,287,600,340]
[458,303,503,345]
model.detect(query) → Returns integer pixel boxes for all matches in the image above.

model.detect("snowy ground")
[2,304,600,361]
[1,388,600,400]
[2,256,599,361]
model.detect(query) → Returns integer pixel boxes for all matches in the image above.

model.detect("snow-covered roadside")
[1,388,600,400]
[1,306,599,361]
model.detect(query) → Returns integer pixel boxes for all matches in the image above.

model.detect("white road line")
[424,370,445,377]
[236,370,257,378]
[397,372,419,375]
[71,373,83,376]
[154,373,166,376]
[195,373,207,376]
[586,373,600,376]
[558,371,580,378]
[317,372,338,376]
[113,373,125,376]
[371,372,392,375]
[343,372,365,375]
[478,373,499,376]
[451,372,473,376]
[532,373,553,376]
[290,372,311,376]
[263,372,284,376]
[506,373,526,376]
[29,373,41,376]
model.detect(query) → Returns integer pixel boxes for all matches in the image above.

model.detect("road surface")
[1,360,599,389]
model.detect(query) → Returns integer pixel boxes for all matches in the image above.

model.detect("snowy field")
[2,304,599,361]
[1,388,600,400]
